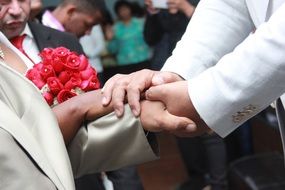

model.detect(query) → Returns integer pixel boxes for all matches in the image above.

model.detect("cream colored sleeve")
[67,106,159,178]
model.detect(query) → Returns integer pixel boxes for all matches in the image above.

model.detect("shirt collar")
[22,24,34,38]
[42,10,65,32]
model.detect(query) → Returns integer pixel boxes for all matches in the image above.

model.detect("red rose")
[42,91,54,106]
[39,48,54,65]
[63,53,81,70]
[80,67,97,80]
[40,64,56,81]
[80,75,100,91]
[26,68,45,89]
[26,68,40,80]
[47,77,64,95]
[26,47,101,107]
[53,47,70,62]
[58,70,72,84]
[32,79,46,89]
[51,57,65,73]
[78,54,89,71]
[57,89,77,104]
[64,76,82,90]
[34,63,44,70]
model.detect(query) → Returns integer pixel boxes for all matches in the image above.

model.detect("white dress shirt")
[80,25,105,73]
[41,10,65,32]
[21,24,42,65]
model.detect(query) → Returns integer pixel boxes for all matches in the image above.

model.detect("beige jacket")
[0,32,158,190]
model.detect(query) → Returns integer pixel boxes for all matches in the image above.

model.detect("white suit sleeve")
[189,2,285,137]
[162,0,255,79]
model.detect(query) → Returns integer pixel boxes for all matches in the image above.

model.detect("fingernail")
[132,109,139,117]
[186,124,196,131]
[115,108,122,117]
[101,86,105,93]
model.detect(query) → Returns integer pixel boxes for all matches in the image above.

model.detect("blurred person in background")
[30,0,43,20]
[39,0,105,38]
[105,0,151,74]
[144,0,198,70]
[80,24,105,83]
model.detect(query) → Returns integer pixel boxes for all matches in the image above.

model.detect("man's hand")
[145,0,159,14]
[167,0,195,17]
[101,69,183,117]
[140,100,199,137]
[145,81,211,136]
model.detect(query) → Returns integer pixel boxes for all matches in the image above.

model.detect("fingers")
[102,69,158,117]
[140,100,196,132]
[126,70,157,116]
[145,85,166,102]
[140,100,205,137]
[126,86,141,117]
[101,74,127,106]
[152,72,183,86]
[161,111,197,132]
[112,85,127,117]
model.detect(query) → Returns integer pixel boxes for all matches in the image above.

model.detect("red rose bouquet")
[26,47,100,106]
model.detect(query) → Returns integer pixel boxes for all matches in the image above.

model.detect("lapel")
[245,0,269,27]
[28,21,55,51]
[0,33,75,190]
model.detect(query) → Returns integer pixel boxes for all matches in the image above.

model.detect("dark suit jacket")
[144,0,200,70]
[28,21,84,54]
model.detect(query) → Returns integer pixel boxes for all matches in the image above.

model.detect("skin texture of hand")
[167,0,195,17]
[140,100,199,137]
[101,69,183,117]
[145,81,211,136]
[53,90,113,145]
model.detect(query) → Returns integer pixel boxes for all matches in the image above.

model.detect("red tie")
[10,34,35,64]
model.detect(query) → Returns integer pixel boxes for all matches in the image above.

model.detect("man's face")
[0,0,31,39]
[63,10,101,38]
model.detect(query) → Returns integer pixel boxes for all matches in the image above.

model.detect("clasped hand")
[101,69,210,137]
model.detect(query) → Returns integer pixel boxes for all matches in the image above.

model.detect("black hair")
[114,0,133,15]
[61,0,107,13]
